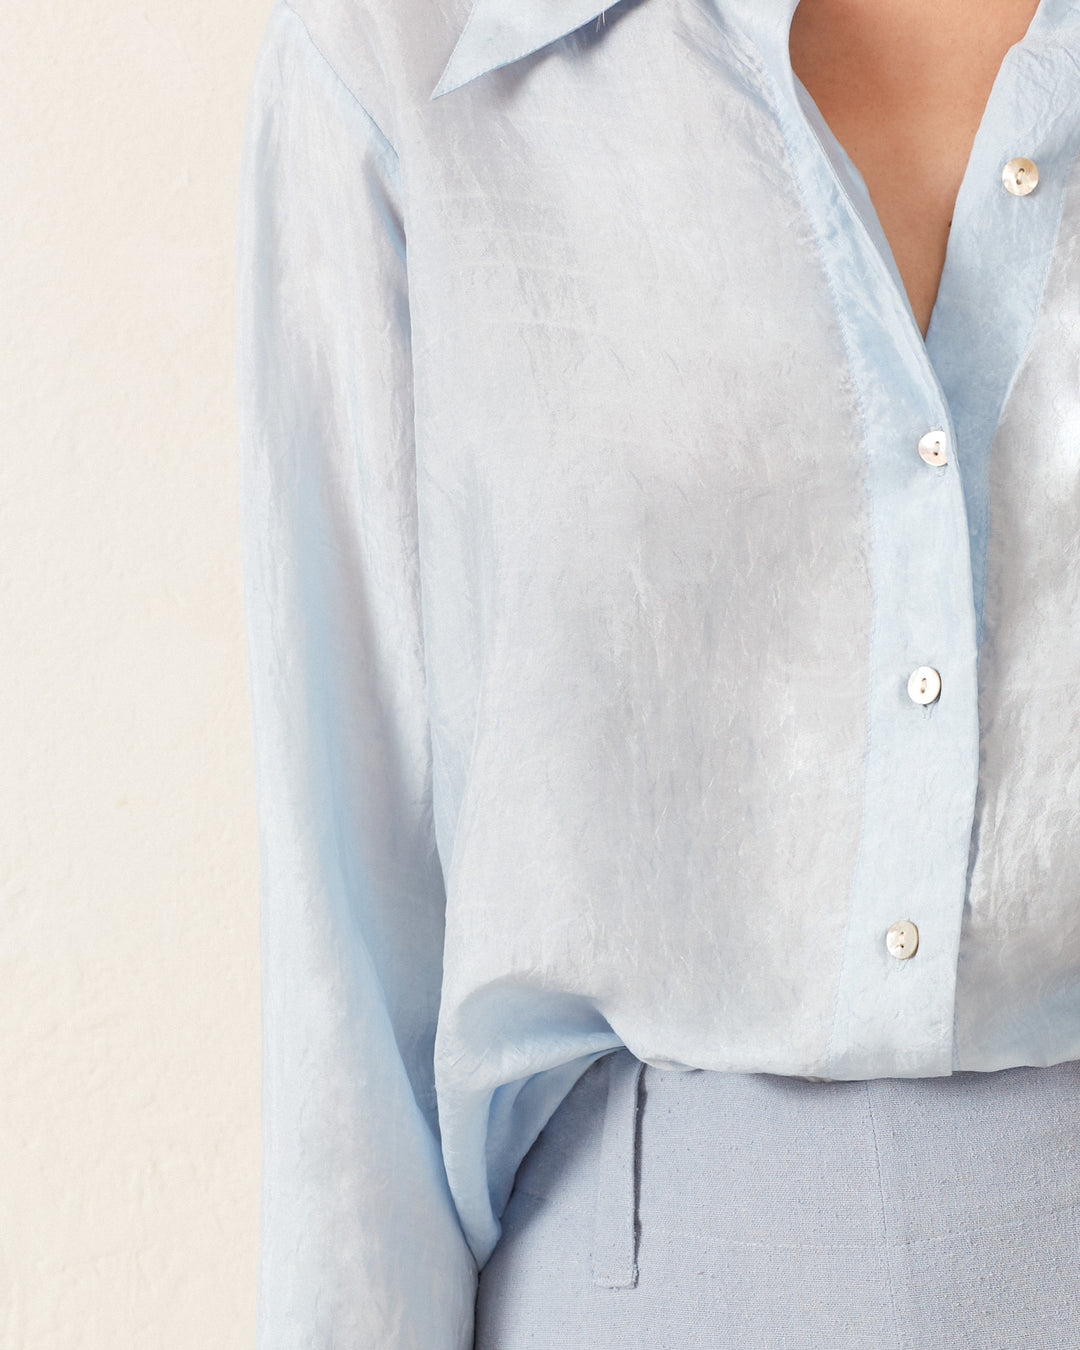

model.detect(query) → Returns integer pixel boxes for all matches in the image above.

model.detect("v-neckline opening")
[784,0,1055,363]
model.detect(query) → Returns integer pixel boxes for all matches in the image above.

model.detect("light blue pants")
[475,1048,1080,1348]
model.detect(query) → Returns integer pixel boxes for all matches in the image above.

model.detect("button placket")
[769,33,981,1077]
[804,27,1080,1076]
[910,433,944,718]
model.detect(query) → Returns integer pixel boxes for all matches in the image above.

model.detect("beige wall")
[1,3,270,1346]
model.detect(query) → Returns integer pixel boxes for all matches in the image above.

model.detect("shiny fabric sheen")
[234,0,1080,1345]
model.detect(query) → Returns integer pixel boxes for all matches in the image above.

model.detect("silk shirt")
[235,0,1080,1344]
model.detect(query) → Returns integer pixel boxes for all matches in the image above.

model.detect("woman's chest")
[400,0,1080,588]
[405,9,862,515]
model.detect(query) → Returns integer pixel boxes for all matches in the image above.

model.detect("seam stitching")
[280,0,399,159]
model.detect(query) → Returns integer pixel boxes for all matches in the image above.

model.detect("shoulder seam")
[280,0,400,160]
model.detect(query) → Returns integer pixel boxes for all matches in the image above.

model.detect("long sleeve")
[234,4,477,1346]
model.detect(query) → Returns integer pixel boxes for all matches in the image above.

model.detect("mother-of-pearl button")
[1002,157,1039,195]
[907,666,941,705]
[886,919,919,960]
[917,431,947,466]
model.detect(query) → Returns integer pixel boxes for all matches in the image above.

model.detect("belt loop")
[590,1047,645,1289]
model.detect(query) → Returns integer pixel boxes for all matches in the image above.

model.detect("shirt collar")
[429,0,1080,102]
[430,0,641,99]
[428,0,814,101]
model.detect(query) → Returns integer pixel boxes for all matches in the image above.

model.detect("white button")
[917,431,947,466]
[1002,157,1039,196]
[907,666,941,705]
[886,919,919,960]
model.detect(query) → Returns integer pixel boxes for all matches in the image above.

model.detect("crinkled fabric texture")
[234,0,1080,1345]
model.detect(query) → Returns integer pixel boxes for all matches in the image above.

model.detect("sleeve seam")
[280,0,400,161]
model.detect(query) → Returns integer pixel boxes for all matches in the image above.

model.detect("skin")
[789,0,1043,337]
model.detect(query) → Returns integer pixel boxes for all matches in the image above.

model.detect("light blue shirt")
[235,0,1080,1344]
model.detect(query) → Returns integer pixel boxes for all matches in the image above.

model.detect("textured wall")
[0,4,270,1346]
